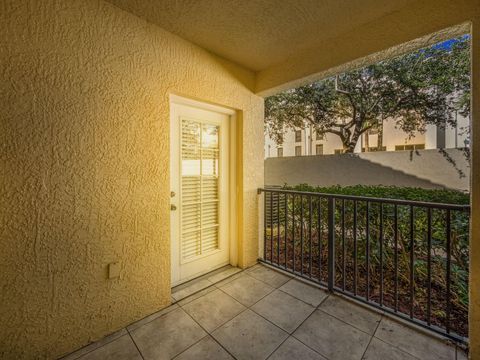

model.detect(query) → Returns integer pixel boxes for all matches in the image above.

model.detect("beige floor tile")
[362,337,418,360]
[127,304,179,332]
[208,267,242,284]
[76,335,142,360]
[212,309,288,360]
[182,289,246,332]
[219,274,274,306]
[457,348,468,360]
[293,310,371,360]
[279,279,328,307]
[375,317,456,360]
[177,286,217,307]
[172,279,214,301]
[174,336,233,360]
[251,290,315,333]
[60,329,128,360]
[214,271,245,287]
[130,307,207,359]
[248,265,292,288]
[268,337,326,360]
[319,295,382,335]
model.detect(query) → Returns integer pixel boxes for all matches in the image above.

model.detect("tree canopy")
[265,36,470,153]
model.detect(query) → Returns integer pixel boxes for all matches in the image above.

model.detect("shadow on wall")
[265,148,470,191]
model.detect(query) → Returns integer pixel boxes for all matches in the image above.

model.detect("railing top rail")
[257,188,470,211]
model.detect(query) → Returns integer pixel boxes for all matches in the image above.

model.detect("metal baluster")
[394,204,398,312]
[427,207,432,326]
[300,195,304,275]
[270,191,273,263]
[366,201,370,301]
[380,203,384,307]
[354,200,358,296]
[277,192,280,266]
[309,195,313,278]
[318,197,322,282]
[342,199,346,291]
[446,209,452,333]
[292,194,295,272]
[285,194,288,269]
[328,197,335,291]
[264,191,267,260]
[409,205,414,319]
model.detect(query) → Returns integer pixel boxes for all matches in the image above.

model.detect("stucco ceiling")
[106,0,413,71]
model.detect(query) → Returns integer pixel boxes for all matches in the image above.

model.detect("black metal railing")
[258,188,470,343]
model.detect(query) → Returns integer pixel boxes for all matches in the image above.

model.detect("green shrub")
[284,184,470,205]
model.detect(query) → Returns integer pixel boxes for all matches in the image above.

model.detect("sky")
[433,34,470,50]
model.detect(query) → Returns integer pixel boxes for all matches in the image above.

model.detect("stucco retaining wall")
[265,149,470,192]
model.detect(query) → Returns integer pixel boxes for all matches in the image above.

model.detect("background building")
[265,112,470,158]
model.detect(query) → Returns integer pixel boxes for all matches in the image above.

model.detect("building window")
[395,144,425,151]
[295,130,302,142]
[361,146,387,152]
[316,131,324,140]
[277,147,283,157]
[277,134,284,145]
[316,144,324,155]
[295,146,302,156]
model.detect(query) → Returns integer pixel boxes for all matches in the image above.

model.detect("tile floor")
[61,264,467,360]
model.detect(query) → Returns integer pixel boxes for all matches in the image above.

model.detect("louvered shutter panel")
[181,119,220,260]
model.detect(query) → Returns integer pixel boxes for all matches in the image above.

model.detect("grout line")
[288,294,357,360]
[275,287,325,308]
[59,330,128,360]
[359,313,383,360]
[209,334,240,360]
[215,278,276,308]
[126,328,145,360]
[170,334,210,359]
[250,285,333,359]
[314,307,377,337]
[180,306,240,359]
[172,268,245,304]
[370,316,432,360]
[264,336,290,360]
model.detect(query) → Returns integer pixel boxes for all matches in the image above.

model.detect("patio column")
[470,18,480,360]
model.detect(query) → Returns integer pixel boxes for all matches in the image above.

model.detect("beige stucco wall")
[469,19,480,360]
[0,0,263,358]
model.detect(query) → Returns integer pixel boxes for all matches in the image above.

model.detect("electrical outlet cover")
[108,262,120,279]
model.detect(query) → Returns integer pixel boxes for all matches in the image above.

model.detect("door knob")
[171,204,177,211]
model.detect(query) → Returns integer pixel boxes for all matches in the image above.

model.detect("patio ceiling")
[106,0,412,72]
[107,0,478,95]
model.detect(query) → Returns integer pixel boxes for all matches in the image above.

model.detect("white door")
[170,99,231,286]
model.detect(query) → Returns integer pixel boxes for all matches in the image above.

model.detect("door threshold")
[171,265,242,302]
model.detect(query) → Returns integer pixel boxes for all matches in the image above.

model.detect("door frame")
[169,94,238,285]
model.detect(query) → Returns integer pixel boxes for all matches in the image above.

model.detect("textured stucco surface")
[265,149,470,192]
[105,0,412,71]
[2,0,480,359]
[469,19,480,360]
[0,1,263,358]
[256,0,480,95]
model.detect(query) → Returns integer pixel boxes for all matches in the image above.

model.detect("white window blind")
[181,119,220,260]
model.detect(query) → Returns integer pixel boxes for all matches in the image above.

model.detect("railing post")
[328,197,335,292]
[258,188,265,261]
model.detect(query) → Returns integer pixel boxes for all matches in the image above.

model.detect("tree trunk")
[364,131,370,152]
[378,123,384,151]
[344,130,361,153]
